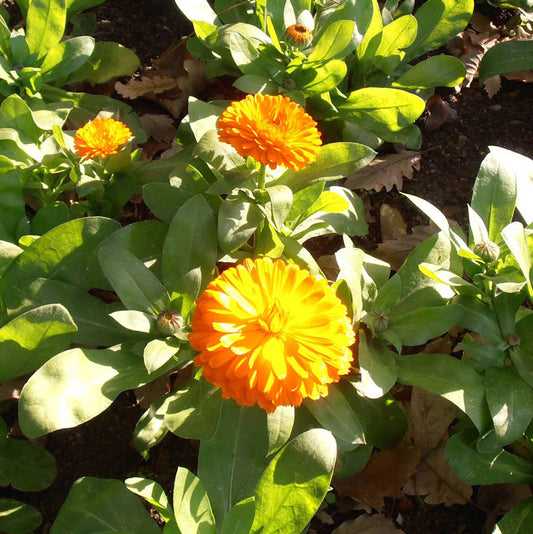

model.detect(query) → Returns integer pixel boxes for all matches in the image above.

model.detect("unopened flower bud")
[157,309,184,336]
[285,24,313,47]
[474,240,500,262]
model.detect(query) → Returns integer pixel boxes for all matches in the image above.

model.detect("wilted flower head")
[74,117,132,159]
[188,257,355,413]
[217,94,322,171]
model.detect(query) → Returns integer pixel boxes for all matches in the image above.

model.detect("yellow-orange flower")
[285,24,313,46]
[74,117,132,159]
[217,94,322,171]
[189,257,355,413]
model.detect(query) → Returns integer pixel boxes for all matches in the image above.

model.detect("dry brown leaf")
[343,150,421,193]
[332,514,404,533]
[115,76,179,99]
[0,377,26,401]
[403,388,473,506]
[504,70,533,83]
[373,223,438,271]
[140,113,176,143]
[334,445,419,508]
[407,388,456,456]
[380,203,407,242]
[317,254,339,282]
[424,96,457,131]
[408,438,472,506]
[483,75,502,98]
[478,483,533,532]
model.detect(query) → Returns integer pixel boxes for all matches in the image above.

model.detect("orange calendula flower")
[285,23,313,47]
[189,257,355,413]
[217,94,322,171]
[74,117,132,159]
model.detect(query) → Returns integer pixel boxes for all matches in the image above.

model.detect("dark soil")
[1,1,532,533]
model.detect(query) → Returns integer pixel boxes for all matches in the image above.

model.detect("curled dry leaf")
[403,388,473,507]
[115,39,208,118]
[380,204,407,242]
[343,149,421,193]
[332,513,404,534]
[139,114,176,143]
[373,222,438,271]
[424,95,457,132]
[334,445,419,508]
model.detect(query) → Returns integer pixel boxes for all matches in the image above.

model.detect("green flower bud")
[157,309,184,336]
[474,240,500,262]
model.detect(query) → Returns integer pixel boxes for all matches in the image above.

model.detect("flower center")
[257,301,288,336]
[292,24,308,34]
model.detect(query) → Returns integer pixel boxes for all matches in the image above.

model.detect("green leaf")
[220,498,255,534]
[501,222,532,294]
[173,467,216,534]
[0,95,41,144]
[0,303,76,381]
[133,396,171,459]
[87,42,140,84]
[446,430,533,485]
[143,339,179,373]
[374,15,417,75]
[142,183,195,224]
[305,383,365,445]
[266,406,294,456]
[164,376,223,440]
[99,247,170,316]
[5,278,131,347]
[493,498,533,534]
[26,0,67,59]
[0,437,56,491]
[162,195,217,302]
[0,169,26,242]
[396,352,489,432]
[338,88,425,143]
[19,347,155,437]
[30,201,70,235]
[292,60,348,95]
[485,367,533,446]
[404,0,473,62]
[0,217,120,295]
[471,146,517,243]
[40,36,95,83]
[479,41,533,84]
[392,55,466,90]
[387,304,463,347]
[218,198,262,253]
[175,0,219,25]
[308,20,355,62]
[358,333,398,399]
[125,477,173,522]
[0,498,42,534]
[51,477,161,534]
[198,400,269,525]
[251,429,336,534]
[275,142,376,191]
[455,295,504,346]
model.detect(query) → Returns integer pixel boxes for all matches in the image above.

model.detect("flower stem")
[257,164,267,190]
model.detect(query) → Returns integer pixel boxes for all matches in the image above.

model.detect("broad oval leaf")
[51,477,161,534]
[0,498,42,534]
[251,428,337,534]
[40,36,95,83]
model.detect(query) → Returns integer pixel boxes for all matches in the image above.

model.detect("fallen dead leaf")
[380,203,407,242]
[403,388,473,506]
[116,75,179,99]
[334,445,419,508]
[483,75,502,99]
[332,513,404,533]
[478,483,533,533]
[343,149,421,193]
[373,223,438,271]
[424,95,457,131]
[140,113,176,143]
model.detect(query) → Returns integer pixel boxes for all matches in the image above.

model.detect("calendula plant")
[0,0,139,120]
[175,0,470,148]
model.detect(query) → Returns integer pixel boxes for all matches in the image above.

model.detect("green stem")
[254,165,267,254]
[257,164,267,190]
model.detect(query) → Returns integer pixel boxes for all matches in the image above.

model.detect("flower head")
[74,117,132,159]
[285,23,313,47]
[217,94,322,171]
[189,257,355,413]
